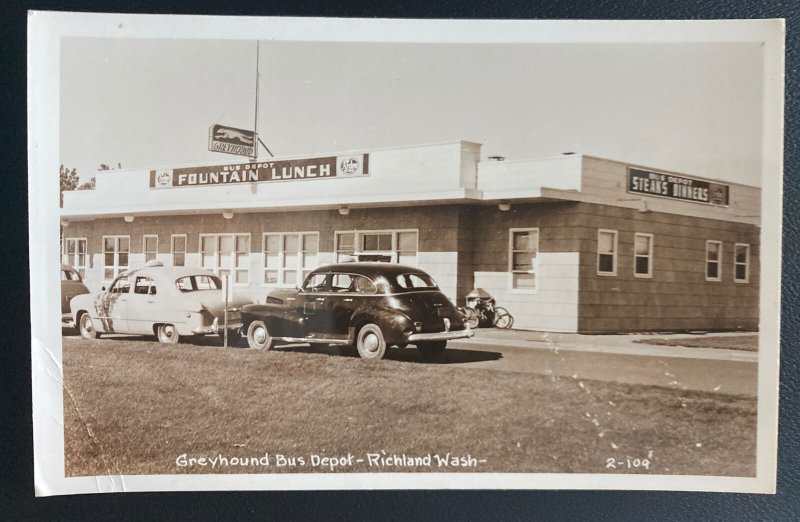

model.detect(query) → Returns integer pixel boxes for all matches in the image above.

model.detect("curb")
[455,335,758,363]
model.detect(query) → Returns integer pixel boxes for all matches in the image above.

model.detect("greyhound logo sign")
[208,124,256,157]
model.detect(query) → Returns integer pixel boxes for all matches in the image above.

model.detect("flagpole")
[252,40,260,162]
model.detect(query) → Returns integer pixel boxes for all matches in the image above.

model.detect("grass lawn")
[636,335,758,352]
[62,336,756,477]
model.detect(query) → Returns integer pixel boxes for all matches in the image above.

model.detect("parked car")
[61,264,90,327]
[241,262,473,360]
[70,261,252,344]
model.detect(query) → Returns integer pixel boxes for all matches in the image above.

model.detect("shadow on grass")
[62,331,503,364]
[275,343,503,365]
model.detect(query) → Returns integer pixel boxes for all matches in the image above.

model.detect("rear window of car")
[176,275,221,292]
[61,269,80,281]
[395,273,437,290]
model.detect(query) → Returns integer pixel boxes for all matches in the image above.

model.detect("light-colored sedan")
[70,261,253,344]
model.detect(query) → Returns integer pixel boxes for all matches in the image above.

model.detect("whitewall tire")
[247,320,274,350]
[356,323,387,360]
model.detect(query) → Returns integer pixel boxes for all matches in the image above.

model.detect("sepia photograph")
[28,13,784,495]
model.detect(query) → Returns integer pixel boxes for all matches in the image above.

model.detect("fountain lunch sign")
[627,167,730,206]
[149,154,369,189]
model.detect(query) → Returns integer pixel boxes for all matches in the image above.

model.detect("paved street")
[444,330,757,396]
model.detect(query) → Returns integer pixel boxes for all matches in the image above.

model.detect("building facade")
[61,141,760,333]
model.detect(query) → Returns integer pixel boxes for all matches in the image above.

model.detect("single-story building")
[61,140,760,333]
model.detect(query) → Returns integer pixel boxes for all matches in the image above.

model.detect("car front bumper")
[407,327,473,342]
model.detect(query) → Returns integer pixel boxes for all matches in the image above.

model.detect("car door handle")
[343,298,353,302]
[316,297,326,301]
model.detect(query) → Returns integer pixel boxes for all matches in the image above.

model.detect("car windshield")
[176,275,222,292]
[395,273,437,290]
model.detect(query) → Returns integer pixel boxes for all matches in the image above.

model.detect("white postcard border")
[28,12,784,496]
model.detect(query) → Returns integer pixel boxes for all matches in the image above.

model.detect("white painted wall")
[477,154,583,200]
[62,141,479,218]
[473,252,580,332]
[417,251,459,304]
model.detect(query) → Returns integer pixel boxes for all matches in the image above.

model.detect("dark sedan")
[241,262,473,360]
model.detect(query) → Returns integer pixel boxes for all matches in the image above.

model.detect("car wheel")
[247,320,274,350]
[78,313,101,340]
[493,307,513,329]
[157,323,180,344]
[416,340,447,360]
[464,308,480,329]
[356,323,387,360]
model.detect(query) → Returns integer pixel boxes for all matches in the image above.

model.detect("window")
[134,276,157,295]
[61,268,81,281]
[302,273,329,292]
[171,235,187,267]
[706,241,722,281]
[396,273,437,290]
[734,243,750,283]
[109,275,130,294]
[334,230,418,264]
[509,229,539,290]
[143,235,158,263]
[634,233,653,278]
[176,275,221,292]
[263,232,319,287]
[351,275,377,294]
[103,236,129,280]
[597,230,618,276]
[62,238,87,277]
[200,233,250,284]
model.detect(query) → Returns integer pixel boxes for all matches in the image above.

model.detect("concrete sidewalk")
[458,329,758,363]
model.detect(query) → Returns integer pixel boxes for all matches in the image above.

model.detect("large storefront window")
[597,229,618,276]
[335,230,418,264]
[103,235,129,280]
[200,233,250,284]
[263,232,319,286]
[509,228,539,290]
[62,238,87,277]
[734,243,750,283]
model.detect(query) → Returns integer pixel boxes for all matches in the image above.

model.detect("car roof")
[122,265,218,281]
[311,262,429,279]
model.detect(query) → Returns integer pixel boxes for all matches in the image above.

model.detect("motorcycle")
[458,289,513,329]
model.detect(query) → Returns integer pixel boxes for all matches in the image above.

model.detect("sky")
[60,38,764,186]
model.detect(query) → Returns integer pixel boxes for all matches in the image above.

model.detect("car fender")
[70,293,99,323]
[350,305,413,345]
[241,303,304,333]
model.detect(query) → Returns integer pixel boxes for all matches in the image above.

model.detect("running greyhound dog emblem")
[213,126,255,146]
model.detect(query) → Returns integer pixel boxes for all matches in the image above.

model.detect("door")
[326,273,373,336]
[127,275,159,334]
[298,272,331,336]
[97,274,130,333]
